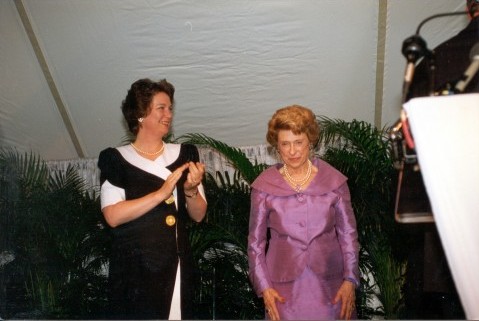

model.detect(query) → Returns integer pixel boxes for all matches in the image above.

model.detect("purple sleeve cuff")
[345,277,360,288]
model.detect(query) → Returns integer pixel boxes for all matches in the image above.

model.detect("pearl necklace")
[283,159,312,192]
[130,142,165,156]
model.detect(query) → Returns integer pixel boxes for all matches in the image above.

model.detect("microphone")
[395,10,469,151]
[399,35,431,149]
[401,35,431,103]
[400,11,469,102]
[455,42,479,92]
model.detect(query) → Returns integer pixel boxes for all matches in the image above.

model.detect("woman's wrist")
[156,190,174,204]
[185,188,199,198]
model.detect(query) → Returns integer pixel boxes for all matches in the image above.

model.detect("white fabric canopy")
[0,0,468,160]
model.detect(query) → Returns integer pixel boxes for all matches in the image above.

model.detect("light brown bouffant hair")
[266,105,319,148]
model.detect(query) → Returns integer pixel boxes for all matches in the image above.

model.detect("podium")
[403,94,479,320]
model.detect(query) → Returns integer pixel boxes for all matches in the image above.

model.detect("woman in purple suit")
[248,105,359,320]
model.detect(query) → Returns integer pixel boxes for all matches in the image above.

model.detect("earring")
[138,117,144,123]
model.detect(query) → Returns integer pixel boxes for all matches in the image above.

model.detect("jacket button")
[166,215,176,226]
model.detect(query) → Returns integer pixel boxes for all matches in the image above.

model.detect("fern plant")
[177,133,268,185]
[175,134,266,319]
[317,116,407,319]
[189,170,263,319]
[0,147,110,319]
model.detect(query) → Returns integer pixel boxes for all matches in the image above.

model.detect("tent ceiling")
[0,0,468,160]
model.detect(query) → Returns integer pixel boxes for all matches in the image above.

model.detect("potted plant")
[0,148,110,319]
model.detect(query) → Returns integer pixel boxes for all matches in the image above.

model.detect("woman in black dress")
[98,78,207,319]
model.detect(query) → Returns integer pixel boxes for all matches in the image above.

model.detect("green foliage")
[317,116,407,319]
[177,133,267,185]
[366,238,406,319]
[317,116,394,233]
[0,147,109,319]
[188,170,263,319]
[177,133,265,319]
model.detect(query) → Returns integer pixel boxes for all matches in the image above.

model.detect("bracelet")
[185,189,199,198]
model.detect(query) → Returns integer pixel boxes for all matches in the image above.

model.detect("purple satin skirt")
[266,266,356,320]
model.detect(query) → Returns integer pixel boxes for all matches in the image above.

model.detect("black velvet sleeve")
[182,144,200,163]
[98,147,122,187]
[167,144,200,170]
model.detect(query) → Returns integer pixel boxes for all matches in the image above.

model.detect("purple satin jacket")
[248,158,360,296]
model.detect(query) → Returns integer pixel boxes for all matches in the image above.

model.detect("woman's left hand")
[184,161,205,191]
[333,279,356,320]
[183,161,207,222]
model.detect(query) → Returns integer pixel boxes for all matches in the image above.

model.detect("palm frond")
[367,237,407,319]
[316,116,407,319]
[0,148,109,319]
[319,116,392,169]
[0,147,49,198]
[48,165,87,194]
[176,133,267,184]
[190,171,251,254]
[188,167,261,319]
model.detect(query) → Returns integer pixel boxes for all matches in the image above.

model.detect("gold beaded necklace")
[282,159,312,192]
[130,142,165,156]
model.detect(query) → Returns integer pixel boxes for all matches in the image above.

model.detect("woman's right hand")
[158,163,189,199]
[262,288,285,320]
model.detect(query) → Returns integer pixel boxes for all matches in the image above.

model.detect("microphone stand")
[391,10,469,223]
[390,11,469,160]
[413,11,469,97]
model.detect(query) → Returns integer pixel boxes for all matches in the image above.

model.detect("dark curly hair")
[266,105,319,148]
[121,78,175,135]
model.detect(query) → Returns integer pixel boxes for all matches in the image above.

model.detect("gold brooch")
[165,195,175,204]
[165,215,176,226]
